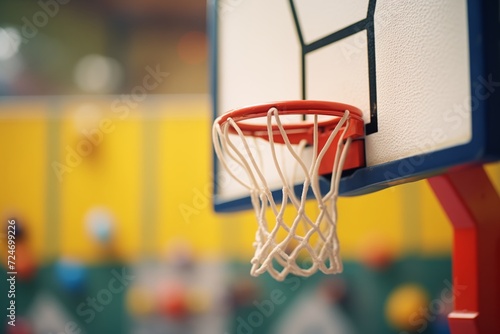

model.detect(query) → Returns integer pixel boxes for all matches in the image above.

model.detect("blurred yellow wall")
[1,96,499,264]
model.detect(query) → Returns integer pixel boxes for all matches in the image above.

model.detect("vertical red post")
[428,165,500,334]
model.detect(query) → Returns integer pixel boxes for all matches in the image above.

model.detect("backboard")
[210,0,500,212]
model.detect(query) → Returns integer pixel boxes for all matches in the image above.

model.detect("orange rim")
[217,100,365,144]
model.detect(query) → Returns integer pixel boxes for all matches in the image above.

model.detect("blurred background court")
[1,1,499,334]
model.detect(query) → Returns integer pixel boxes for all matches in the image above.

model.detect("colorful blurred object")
[54,259,87,293]
[385,284,430,331]
[86,207,115,245]
[14,244,36,281]
[358,232,395,271]
[158,281,189,320]
[126,284,156,317]
[6,317,32,334]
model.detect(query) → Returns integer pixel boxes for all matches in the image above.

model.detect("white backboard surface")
[211,0,500,211]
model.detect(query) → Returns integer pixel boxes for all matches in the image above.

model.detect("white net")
[213,106,354,281]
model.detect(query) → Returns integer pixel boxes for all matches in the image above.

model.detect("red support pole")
[428,165,500,334]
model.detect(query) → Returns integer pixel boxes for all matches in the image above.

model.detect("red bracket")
[428,165,500,334]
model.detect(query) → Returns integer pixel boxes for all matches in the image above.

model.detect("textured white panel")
[306,31,371,123]
[218,0,303,199]
[218,0,301,115]
[294,0,369,44]
[367,0,471,166]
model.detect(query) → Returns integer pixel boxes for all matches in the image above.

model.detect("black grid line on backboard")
[289,0,378,134]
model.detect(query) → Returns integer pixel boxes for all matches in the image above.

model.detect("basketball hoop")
[213,100,365,280]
